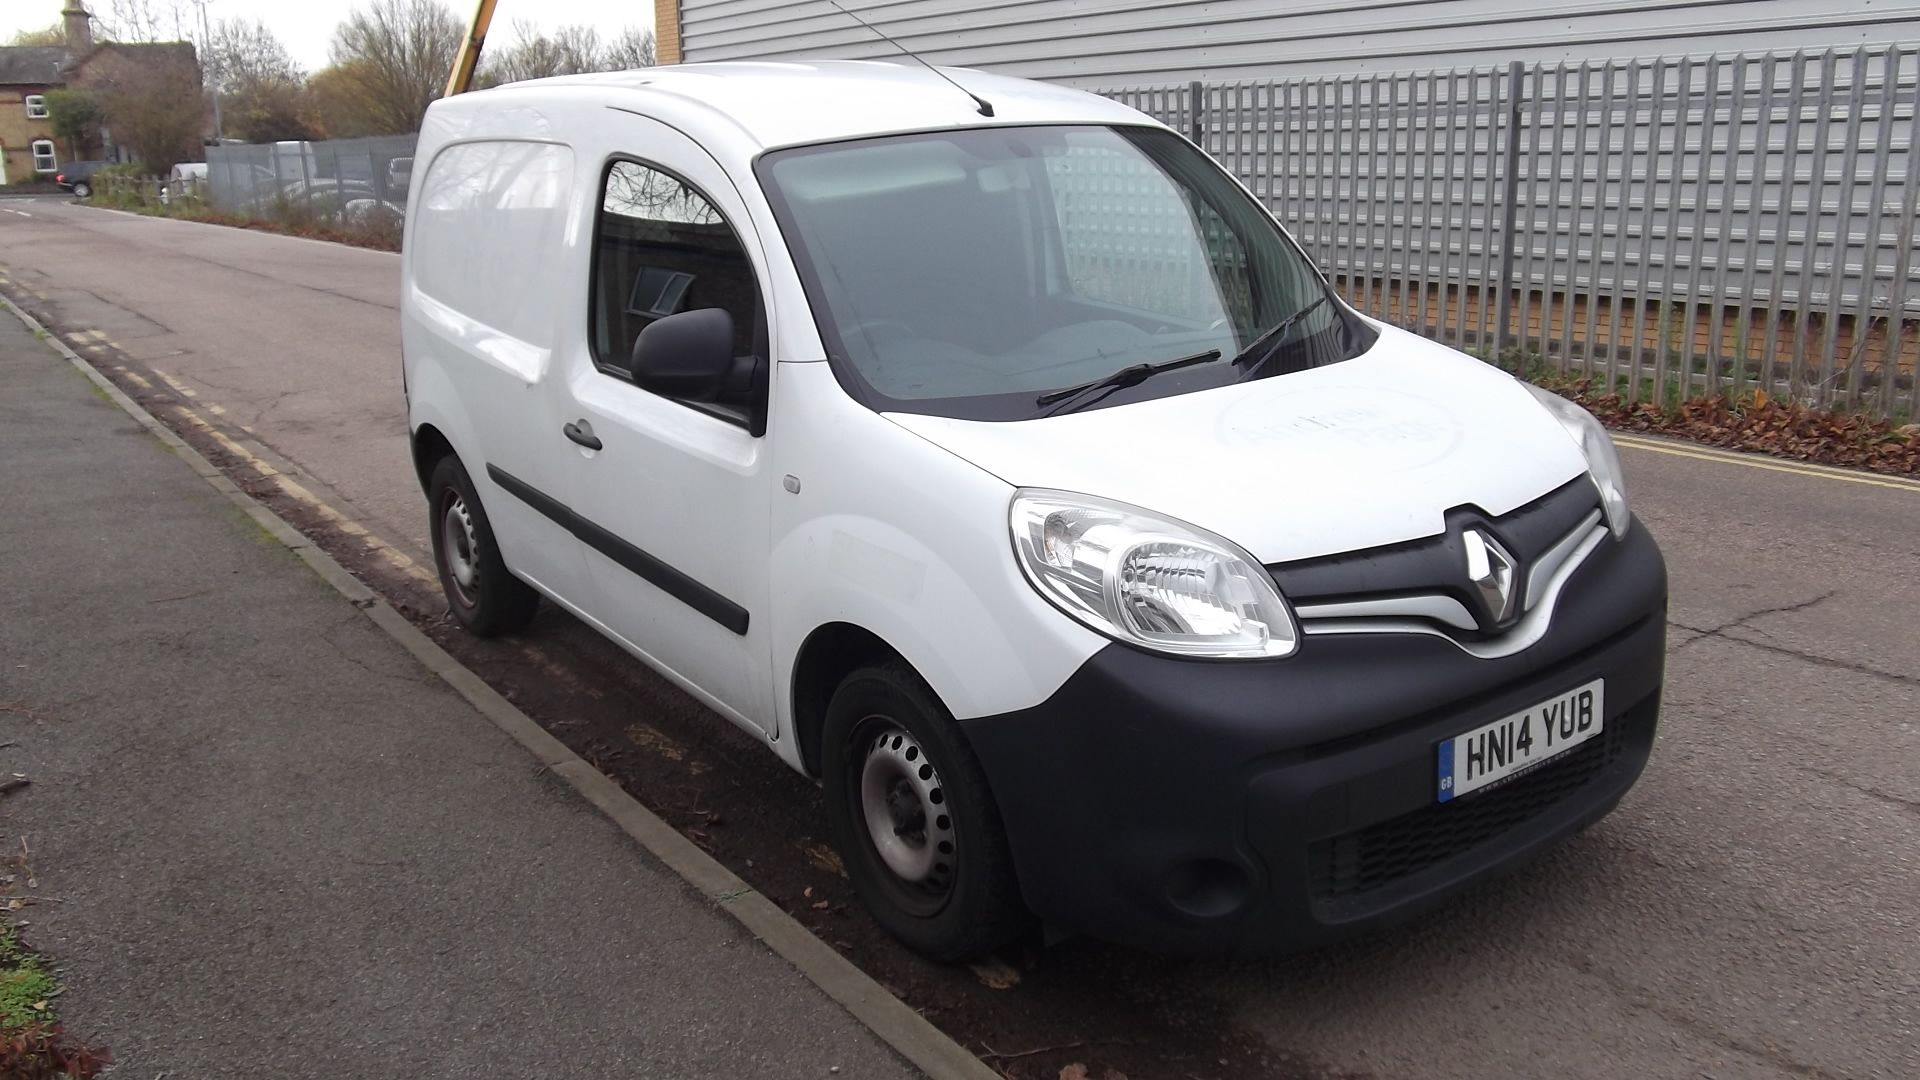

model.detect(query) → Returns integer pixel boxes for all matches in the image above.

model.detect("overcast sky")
[2,1,656,73]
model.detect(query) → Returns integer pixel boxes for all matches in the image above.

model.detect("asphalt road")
[3,199,1915,1079]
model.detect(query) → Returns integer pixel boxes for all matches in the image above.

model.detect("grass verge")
[87,177,401,252]
[0,923,108,1078]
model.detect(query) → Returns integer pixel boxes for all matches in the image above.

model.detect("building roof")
[0,39,197,89]
[0,45,70,87]
[68,40,199,76]
[471,59,1150,152]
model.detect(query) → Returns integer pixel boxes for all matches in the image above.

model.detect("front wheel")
[822,663,1031,961]
[427,454,539,637]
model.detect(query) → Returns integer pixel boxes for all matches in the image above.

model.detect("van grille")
[1267,476,1599,617]
[1308,695,1652,907]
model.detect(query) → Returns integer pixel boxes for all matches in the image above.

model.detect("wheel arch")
[410,421,457,495]
[790,622,916,778]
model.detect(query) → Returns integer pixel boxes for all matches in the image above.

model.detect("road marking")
[150,367,200,399]
[148,363,435,584]
[1612,434,1920,493]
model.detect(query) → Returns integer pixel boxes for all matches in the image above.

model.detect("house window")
[31,140,57,173]
[24,95,49,119]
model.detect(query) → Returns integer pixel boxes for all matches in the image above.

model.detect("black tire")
[72,181,91,198]
[426,454,539,637]
[822,662,1031,961]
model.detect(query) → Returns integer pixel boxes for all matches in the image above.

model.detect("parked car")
[402,63,1667,960]
[54,160,110,198]
[158,161,207,206]
[384,156,413,200]
[271,178,399,224]
[278,177,376,212]
[339,196,404,228]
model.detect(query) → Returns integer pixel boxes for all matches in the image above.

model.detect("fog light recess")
[1163,858,1253,919]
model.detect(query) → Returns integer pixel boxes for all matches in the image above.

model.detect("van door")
[556,122,774,733]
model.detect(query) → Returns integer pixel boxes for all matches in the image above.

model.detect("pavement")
[2,199,1917,1080]
[0,304,920,1076]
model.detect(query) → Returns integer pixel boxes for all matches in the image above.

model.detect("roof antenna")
[824,0,994,117]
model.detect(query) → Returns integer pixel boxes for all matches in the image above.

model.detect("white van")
[402,62,1667,959]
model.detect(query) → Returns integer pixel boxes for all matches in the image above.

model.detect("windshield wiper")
[1035,349,1223,415]
[1230,293,1335,372]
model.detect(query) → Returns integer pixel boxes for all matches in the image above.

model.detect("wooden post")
[445,0,501,98]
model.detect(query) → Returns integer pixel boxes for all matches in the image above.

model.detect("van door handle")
[563,420,602,451]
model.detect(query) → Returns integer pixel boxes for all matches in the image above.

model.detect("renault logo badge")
[1462,528,1518,627]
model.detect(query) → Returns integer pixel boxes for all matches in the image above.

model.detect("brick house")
[0,2,203,185]
[0,44,66,185]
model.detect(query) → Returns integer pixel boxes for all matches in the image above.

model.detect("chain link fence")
[206,134,418,229]
[1105,44,1920,418]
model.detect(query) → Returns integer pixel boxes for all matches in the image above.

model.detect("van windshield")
[757,125,1369,421]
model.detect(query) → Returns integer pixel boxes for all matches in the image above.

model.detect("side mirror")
[626,308,735,402]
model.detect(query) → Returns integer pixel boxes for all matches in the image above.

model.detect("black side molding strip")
[485,464,750,636]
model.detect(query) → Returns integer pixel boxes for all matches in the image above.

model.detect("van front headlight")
[1010,490,1298,659]
[1522,384,1630,538]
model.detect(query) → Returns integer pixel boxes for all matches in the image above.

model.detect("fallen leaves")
[0,1021,112,1079]
[969,958,1022,989]
[1545,380,1920,476]
[624,724,687,762]
[1057,1065,1127,1080]
[800,841,847,878]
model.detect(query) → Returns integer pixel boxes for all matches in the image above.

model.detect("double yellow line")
[1611,433,1920,494]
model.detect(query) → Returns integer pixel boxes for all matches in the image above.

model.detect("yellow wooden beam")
[445,0,502,97]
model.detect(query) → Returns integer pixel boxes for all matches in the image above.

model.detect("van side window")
[413,140,575,357]
[592,161,759,377]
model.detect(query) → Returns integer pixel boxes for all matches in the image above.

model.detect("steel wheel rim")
[440,492,480,607]
[857,720,956,902]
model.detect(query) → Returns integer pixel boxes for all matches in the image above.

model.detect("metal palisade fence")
[206,134,418,224]
[1104,45,1920,419]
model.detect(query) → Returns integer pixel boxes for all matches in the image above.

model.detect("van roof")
[467,60,1154,151]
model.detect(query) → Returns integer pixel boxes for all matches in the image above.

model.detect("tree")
[96,0,192,44]
[605,27,657,71]
[7,24,66,46]
[479,21,604,86]
[87,45,204,173]
[45,89,106,160]
[327,0,461,135]
[305,60,383,139]
[478,22,656,86]
[204,18,314,142]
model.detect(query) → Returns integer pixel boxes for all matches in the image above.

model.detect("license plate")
[1437,679,1604,802]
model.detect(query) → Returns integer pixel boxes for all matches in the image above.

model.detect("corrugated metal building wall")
[668,0,1920,85]
[661,1,1920,411]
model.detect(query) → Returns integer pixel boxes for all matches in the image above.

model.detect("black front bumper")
[961,517,1668,953]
